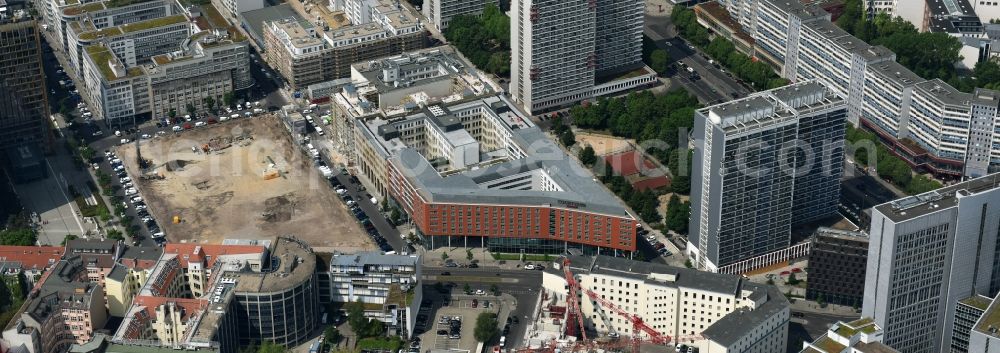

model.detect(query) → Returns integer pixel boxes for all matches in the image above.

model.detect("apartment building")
[105,246,162,316]
[688,81,846,272]
[952,294,992,352]
[80,43,151,125]
[112,237,316,352]
[510,0,653,114]
[2,257,109,353]
[717,0,1000,178]
[323,252,422,338]
[540,255,789,353]
[262,0,426,90]
[422,0,499,30]
[805,228,868,307]
[0,246,65,287]
[799,318,899,353]
[352,95,638,255]
[862,173,1000,353]
[0,16,50,152]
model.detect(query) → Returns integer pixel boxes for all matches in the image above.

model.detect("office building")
[0,16,49,152]
[688,81,846,272]
[211,0,263,25]
[862,173,1000,353]
[323,252,422,338]
[145,29,252,119]
[261,0,426,90]
[2,257,109,353]
[716,0,1000,178]
[805,228,868,307]
[331,45,497,158]
[969,295,1000,352]
[65,10,189,74]
[351,94,638,255]
[509,0,654,114]
[953,294,992,352]
[799,318,899,353]
[50,0,179,53]
[540,255,789,353]
[423,0,499,30]
[78,7,251,126]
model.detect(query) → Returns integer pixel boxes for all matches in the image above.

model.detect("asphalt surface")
[422,266,543,350]
[321,152,408,253]
[644,7,752,104]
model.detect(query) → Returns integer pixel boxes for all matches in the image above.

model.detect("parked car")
[194,121,207,127]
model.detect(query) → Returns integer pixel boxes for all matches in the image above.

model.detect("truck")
[318,166,334,179]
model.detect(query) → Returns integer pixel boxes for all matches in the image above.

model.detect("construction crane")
[560,258,700,353]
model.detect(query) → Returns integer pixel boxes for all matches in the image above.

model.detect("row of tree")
[672,7,788,90]
[444,4,511,76]
[846,126,942,194]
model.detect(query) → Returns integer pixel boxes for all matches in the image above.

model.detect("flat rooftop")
[701,81,843,134]
[868,60,923,86]
[927,0,982,34]
[230,236,316,293]
[874,173,1000,222]
[239,3,300,46]
[914,79,973,107]
[976,295,1000,338]
[374,96,633,218]
[961,295,993,311]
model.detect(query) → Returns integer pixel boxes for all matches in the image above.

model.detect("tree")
[463,283,472,294]
[324,326,342,345]
[186,103,197,117]
[650,49,670,74]
[61,234,79,245]
[106,229,124,241]
[346,299,374,338]
[560,129,576,147]
[223,92,235,107]
[787,273,801,286]
[390,207,401,225]
[474,312,499,343]
[168,108,177,120]
[79,146,95,161]
[490,284,499,296]
[0,229,36,246]
[466,249,474,261]
[578,145,597,166]
[444,4,511,76]
[97,205,112,224]
[684,259,693,268]
[442,252,449,261]
[203,97,216,114]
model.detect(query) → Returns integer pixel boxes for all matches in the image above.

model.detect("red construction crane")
[561,258,686,353]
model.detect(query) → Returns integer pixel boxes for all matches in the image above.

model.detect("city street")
[644,0,752,104]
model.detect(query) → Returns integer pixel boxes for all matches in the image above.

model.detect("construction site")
[116,116,373,250]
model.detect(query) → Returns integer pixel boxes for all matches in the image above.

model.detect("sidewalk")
[420,247,549,271]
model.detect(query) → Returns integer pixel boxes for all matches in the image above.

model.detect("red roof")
[0,246,65,270]
[632,176,671,191]
[132,295,208,320]
[164,244,265,268]
[604,151,657,177]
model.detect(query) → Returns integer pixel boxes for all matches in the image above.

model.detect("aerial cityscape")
[2,0,1000,351]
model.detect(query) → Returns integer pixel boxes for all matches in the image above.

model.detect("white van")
[315,126,324,135]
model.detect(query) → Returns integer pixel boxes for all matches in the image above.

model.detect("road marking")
[424,275,518,283]
[46,159,87,236]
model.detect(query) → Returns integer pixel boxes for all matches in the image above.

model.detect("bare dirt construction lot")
[117,116,373,250]
[575,131,634,156]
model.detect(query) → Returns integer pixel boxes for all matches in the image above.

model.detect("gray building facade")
[0,17,49,152]
[805,228,868,307]
[688,81,846,272]
[863,173,1000,353]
